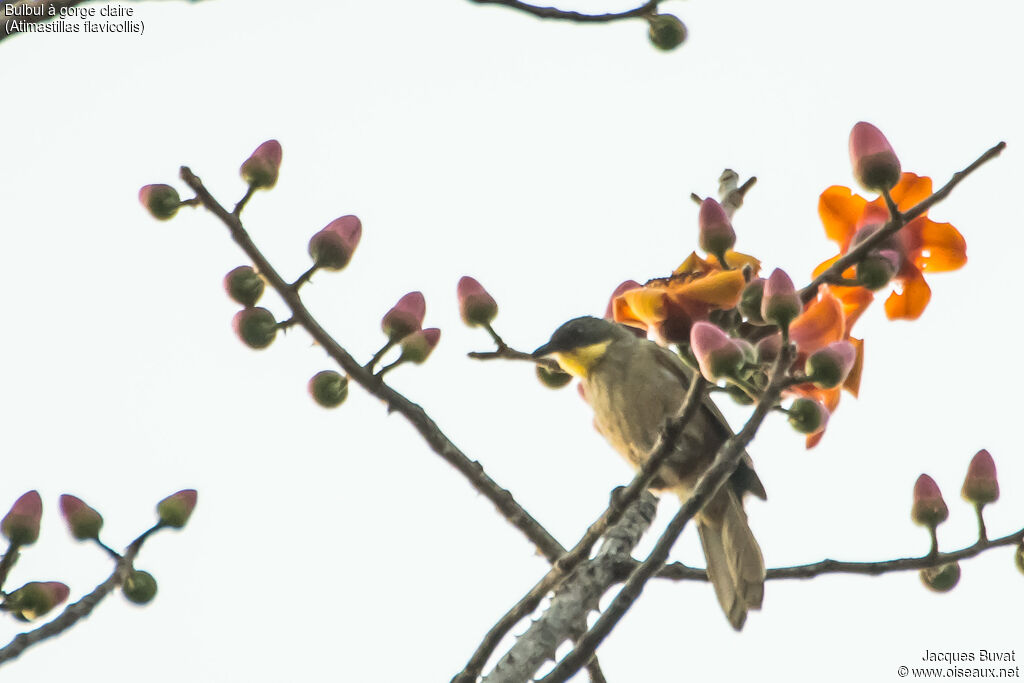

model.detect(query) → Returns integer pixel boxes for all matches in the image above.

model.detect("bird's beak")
[531,341,557,359]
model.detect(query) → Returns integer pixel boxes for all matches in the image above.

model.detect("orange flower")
[815,173,966,321]
[786,286,865,448]
[613,251,758,342]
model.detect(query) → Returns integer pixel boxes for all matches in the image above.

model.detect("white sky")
[1,0,1022,681]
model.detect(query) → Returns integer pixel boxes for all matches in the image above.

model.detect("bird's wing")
[649,342,767,501]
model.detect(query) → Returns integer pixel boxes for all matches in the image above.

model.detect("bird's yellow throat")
[553,340,612,378]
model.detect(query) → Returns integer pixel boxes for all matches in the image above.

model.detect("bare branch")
[180,167,567,564]
[465,0,659,23]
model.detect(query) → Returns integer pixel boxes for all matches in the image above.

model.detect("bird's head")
[532,316,626,378]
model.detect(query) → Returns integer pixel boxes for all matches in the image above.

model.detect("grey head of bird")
[531,316,624,358]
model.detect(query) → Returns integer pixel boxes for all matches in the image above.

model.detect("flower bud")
[138,184,181,221]
[754,333,782,364]
[1016,543,1024,576]
[787,397,828,435]
[381,292,425,341]
[4,581,70,621]
[738,278,766,324]
[457,277,498,327]
[308,215,362,271]
[961,449,999,506]
[911,474,948,528]
[232,307,277,349]
[240,139,282,190]
[537,365,573,389]
[647,13,687,51]
[849,122,901,193]
[805,341,856,389]
[761,268,801,328]
[59,494,103,541]
[2,491,42,546]
[856,249,900,291]
[698,198,736,258]
[399,328,441,364]
[690,322,744,381]
[157,489,197,529]
[223,266,265,307]
[308,370,349,408]
[920,562,960,593]
[122,569,158,605]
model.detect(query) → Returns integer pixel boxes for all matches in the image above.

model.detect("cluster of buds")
[0,489,190,620]
[910,450,1007,592]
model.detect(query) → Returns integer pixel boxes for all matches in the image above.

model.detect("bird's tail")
[693,488,764,630]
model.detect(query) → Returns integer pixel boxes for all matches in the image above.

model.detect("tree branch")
[0,522,163,666]
[451,371,706,683]
[483,494,659,683]
[180,167,568,564]
[800,141,1006,304]
[465,0,659,23]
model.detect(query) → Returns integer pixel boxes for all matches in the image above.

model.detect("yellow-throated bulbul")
[533,316,765,630]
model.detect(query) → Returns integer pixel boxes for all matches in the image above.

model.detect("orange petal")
[843,337,864,397]
[674,252,715,277]
[714,250,762,274]
[884,266,932,320]
[618,288,667,326]
[889,173,932,212]
[909,218,967,272]
[819,186,867,250]
[812,254,842,279]
[834,286,873,334]
[805,431,825,449]
[790,287,845,353]
[673,268,747,308]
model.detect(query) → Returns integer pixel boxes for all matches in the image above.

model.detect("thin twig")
[801,142,1006,304]
[653,525,1024,580]
[539,344,794,683]
[452,372,706,683]
[468,345,563,373]
[181,167,567,564]
[466,0,659,23]
[0,522,164,665]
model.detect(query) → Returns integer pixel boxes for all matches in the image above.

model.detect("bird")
[532,315,765,630]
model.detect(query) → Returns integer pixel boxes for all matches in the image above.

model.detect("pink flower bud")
[5,581,70,621]
[754,332,782,364]
[157,489,197,529]
[382,292,426,341]
[138,184,181,221]
[911,474,948,528]
[223,266,265,307]
[961,449,999,506]
[308,215,362,271]
[399,328,441,364]
[59,494,104,541]
[308,370,349,409]
[698,198,736,257]
[689,322,744,381]
[787,397,829,435]
[805,341,856,389]
[2,491,42,546]
[849,122,901,192]
[240,139,283,190]
[761,268,801,328]
[232,307,277,349]
[457,277,498,327]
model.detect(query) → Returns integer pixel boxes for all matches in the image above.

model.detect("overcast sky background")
[1,0,1022,681]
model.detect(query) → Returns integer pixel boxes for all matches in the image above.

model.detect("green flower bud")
[787,397,828,435]
[138,184,181,221]
[457,276,498,327]
[308,215,362,271]
[849,122,901,193]
[224,266,265,307]
[537,365,572,389]
[4,581,69,621]
[690,322,744,381]
[739,278,766,324]
[920,562,960,593]
[232,307,277,349]
[761,269,801,328]
[805,341,856,389]
[855,249,900,290]
[122,569,158,605]
[911,474,948,528]
[308,370,349,408]
[381,292,425,341]
[2,491,42,546]
[240,140,282,190]
[961,449,999,506]
[647,14,687,51]
[399,328,441,364]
